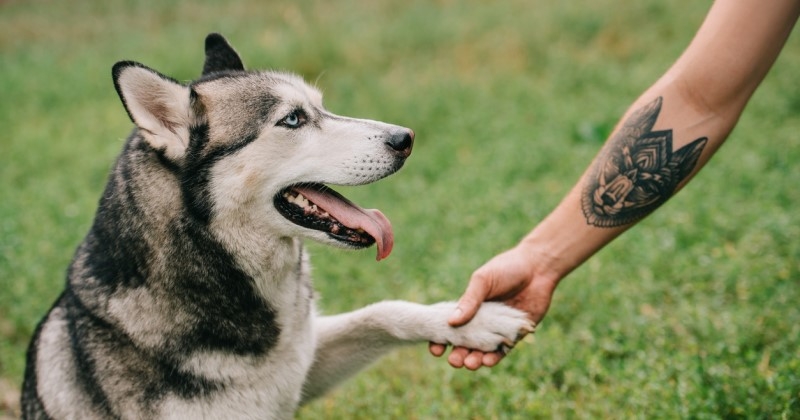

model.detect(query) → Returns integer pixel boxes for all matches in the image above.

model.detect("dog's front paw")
[434,302,535,352]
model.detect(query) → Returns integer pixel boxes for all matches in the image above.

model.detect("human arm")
[431,0,800,369]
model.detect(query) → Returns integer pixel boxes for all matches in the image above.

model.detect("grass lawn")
[2,0,799,417]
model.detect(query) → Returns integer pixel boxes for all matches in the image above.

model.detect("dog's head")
[112,34,413,260]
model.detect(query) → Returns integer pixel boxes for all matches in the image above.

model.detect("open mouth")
[273,183,394,261]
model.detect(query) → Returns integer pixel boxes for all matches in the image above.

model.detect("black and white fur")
[21,34,534,420]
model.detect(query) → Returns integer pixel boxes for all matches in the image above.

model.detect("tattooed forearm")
[581,97,708,228]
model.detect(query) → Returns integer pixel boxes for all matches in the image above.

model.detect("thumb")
[448,279,488,327]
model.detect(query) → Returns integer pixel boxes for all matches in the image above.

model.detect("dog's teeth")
[284,191,314,209]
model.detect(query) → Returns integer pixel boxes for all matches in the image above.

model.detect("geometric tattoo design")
[581,96,708,227]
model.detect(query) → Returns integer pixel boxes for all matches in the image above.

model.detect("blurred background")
[2,0,799,417]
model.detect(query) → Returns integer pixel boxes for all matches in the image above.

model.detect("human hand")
[429,243,559,370]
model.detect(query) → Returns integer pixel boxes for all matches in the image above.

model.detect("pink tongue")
[293,187,394,261]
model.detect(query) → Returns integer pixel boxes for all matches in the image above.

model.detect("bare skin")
[430,0,800,370]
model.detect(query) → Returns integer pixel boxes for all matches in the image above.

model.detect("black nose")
[386,129,414,157]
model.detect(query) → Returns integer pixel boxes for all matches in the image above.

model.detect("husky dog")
[21,34,534,419]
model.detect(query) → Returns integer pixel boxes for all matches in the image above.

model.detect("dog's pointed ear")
[202,33,245,75]
[113,61,191,160]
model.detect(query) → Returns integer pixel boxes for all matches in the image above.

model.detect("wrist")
[516,186,624,282]
[513,235,569,286]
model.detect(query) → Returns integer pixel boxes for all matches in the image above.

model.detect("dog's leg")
[300,300,533,403]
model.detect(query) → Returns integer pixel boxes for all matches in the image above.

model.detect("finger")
[481,351,504,367]
[447,346,470,368]
[429,342,446,357]
[463,351,485,371]
[448,276,491,327]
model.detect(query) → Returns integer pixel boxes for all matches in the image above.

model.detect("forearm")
[437,0,799,369]
[520,92,721,280]
[521,0,800,281]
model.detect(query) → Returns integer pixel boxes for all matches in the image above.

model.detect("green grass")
[2,0,799,417]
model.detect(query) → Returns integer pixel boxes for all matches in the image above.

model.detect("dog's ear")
[202,33,245,75]
[112,61,191,160]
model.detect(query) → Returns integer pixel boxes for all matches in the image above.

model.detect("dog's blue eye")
[280,110,306,128]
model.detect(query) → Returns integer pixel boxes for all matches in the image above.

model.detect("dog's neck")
[210,217,312,311]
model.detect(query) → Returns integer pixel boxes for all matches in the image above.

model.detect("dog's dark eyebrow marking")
[581,96,707,227]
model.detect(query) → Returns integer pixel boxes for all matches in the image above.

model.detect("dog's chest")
[158,253,318,419]
[162,309,317,420]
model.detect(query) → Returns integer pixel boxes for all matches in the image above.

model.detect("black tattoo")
[581,97,707,228]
